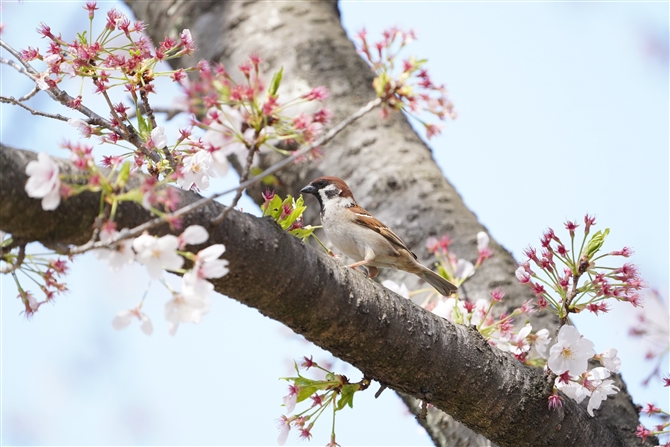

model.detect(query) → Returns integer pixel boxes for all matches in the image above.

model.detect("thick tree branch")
[119,1,657,445]
[0,145,652,447]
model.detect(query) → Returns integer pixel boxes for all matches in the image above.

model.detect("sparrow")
[300,176,458,296]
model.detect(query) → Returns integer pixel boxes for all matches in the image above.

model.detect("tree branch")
[0,144,652,447]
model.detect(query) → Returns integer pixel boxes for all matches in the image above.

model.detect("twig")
[63,96,383,255]
[374,383,387,399]
[0,96,73,122]
[0,39,160,163]
[127,105,185,121]
[18,85,40,102]
[0,244,26,274]
[1,57,40,100]
[419,398,429,421]
[210,143,257,226]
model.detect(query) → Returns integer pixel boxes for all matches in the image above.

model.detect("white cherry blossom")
[497,323,533,355]
[193,245,229,279]
[132,234,184,279]
[477,231,490,252]
[93,227,135,271]
[25,152,61,210]
[454,258,475,279]
[151,126,168,148]
[164,273,212,335]
[112,307,153,335]
[530,328,551,359]
[598,348,621,373]
[178,225,209,249]
[548,325,595,375]
[178,150,216,191]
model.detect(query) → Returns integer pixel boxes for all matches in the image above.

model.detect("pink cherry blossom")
[276,415,291,446]
[25,152,61,210]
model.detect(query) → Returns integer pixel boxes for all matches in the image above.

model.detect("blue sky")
[1,1,668,445]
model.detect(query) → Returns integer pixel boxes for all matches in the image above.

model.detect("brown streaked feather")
[350,205,418,260]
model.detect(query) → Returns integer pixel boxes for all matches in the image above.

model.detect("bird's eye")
[317,180,326,187]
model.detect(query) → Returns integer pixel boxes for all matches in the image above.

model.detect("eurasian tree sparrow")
[300,176,458,296]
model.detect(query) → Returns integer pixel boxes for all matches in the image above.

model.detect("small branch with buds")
[62,97,383,256]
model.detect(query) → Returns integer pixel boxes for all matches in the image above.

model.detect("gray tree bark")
[0,145,651,446]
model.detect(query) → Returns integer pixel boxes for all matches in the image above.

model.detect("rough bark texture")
[0,145,654,447]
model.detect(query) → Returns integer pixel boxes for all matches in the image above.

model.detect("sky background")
[1,1,668,446]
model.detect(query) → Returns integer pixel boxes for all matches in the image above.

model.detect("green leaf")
[289,227,315,241]
[136,111,149,137]
[1,236,14,248]
[269,67,284,96]
[336,384,358,410]
[114,161,131,188]
[262,194,283,219]
[583,228,610,259]
[296,385,318,403]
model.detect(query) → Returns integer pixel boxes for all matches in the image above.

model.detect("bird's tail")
[417,266,458,296]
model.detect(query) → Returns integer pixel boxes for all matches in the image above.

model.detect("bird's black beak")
[300,184,317,195]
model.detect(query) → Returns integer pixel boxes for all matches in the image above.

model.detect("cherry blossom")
[67,117,91,137]
[277,415,291,446]
[177,225,209,249]
[497,323,532,356]
[597,348,621,373]
[132,233,184,279]
[530,328,551,359]
[164,288,211,336]
[585,368,619,416]
[177,150,216,191]
[25,152,61,210]
[548,325,595,375]
[93,227,135,271]
[454,258,475,279]
[283,384,298,413]
[112,307,153,335]
[150,126,168,148]
[193,245,229,279]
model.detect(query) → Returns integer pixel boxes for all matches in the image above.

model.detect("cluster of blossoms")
[635,375,670,445]
[22,5,196,93]
[546,325,622,416]
[177,57,330,188]
[515,214,644,319]
[1,231,70,317]
[15,5,332,333]
[97,224,229,335]
[512,215,649,416]
[277,356,369,446]
[356,27,456,138]
[425,231,493,288]
[383,231,546,366]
